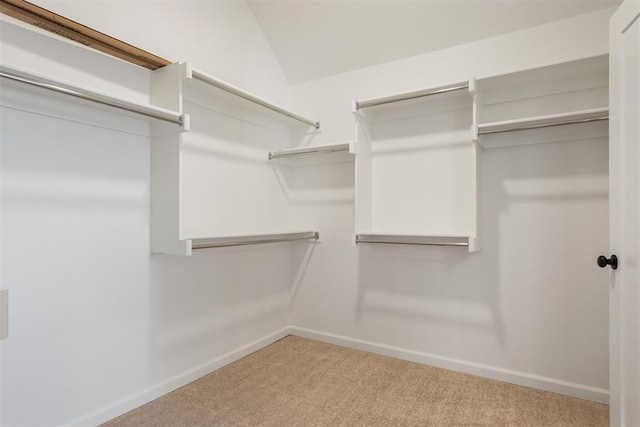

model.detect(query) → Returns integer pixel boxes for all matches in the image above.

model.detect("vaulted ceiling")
[247,0,621,83]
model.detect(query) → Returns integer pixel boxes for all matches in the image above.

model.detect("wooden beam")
[0,0,171,70]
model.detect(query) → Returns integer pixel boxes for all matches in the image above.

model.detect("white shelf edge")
[188,230,320,250]
[190,67,319,129]
[268,142,354,160]
[1,63,184,126]
[355,80,470,110]
[474,53,609,83]
[151,239,192,256]
[477,107,609,136]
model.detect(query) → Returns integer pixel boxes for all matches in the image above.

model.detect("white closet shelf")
[355,232,475,248]
[149,63,323,255]
[474,55,608,91]
[189,231,320,250]
[1,64,184,126]
[268,142,354,165]
[476,107,609,136]
[189,67,319,129]
[355,81,469,110]
[354,77,480,253]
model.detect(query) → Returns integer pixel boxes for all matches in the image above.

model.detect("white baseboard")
[70,327,291,426]
[70,324,608,426]
[289,326,609,405]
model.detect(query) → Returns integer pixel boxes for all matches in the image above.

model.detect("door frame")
[609,1,640,426]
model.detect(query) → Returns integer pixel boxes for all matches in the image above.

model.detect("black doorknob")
[597,255,618,270]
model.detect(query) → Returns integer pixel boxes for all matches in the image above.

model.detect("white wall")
[0,3,294,424]
[288,7,612,400]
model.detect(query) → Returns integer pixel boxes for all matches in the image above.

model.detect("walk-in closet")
[0,0,638,425]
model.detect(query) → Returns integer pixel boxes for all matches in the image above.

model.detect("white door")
[609,1,640,426]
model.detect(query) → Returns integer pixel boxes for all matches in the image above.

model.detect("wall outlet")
[0,289,7,340]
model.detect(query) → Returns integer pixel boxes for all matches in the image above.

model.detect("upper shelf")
[268,142,354,165]
[355,81,469,110]
[354,80,471,122]
[471,55,608,122]
[474,55,608,93]
[187,67,319,130]
[1,63,184,126]
[470,54,609,148]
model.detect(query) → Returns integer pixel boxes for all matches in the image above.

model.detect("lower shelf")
[190,230,320,250]
[355,232,478,251]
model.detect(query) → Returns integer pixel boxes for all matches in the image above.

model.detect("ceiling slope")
[248,0,621,83]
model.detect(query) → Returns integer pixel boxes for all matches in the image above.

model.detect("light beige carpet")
[103,336,608,426]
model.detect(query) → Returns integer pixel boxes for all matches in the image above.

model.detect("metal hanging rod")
[191,69,320,129]
[356,240,469,247]
[268,144,350,160]
[355,234,469,247]
[0,66,184,126]
[356,82,469,110]
[192,231,319,250]
[478,112,609,136]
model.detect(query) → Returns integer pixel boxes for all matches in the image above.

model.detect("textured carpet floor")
[103,336,608,426]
